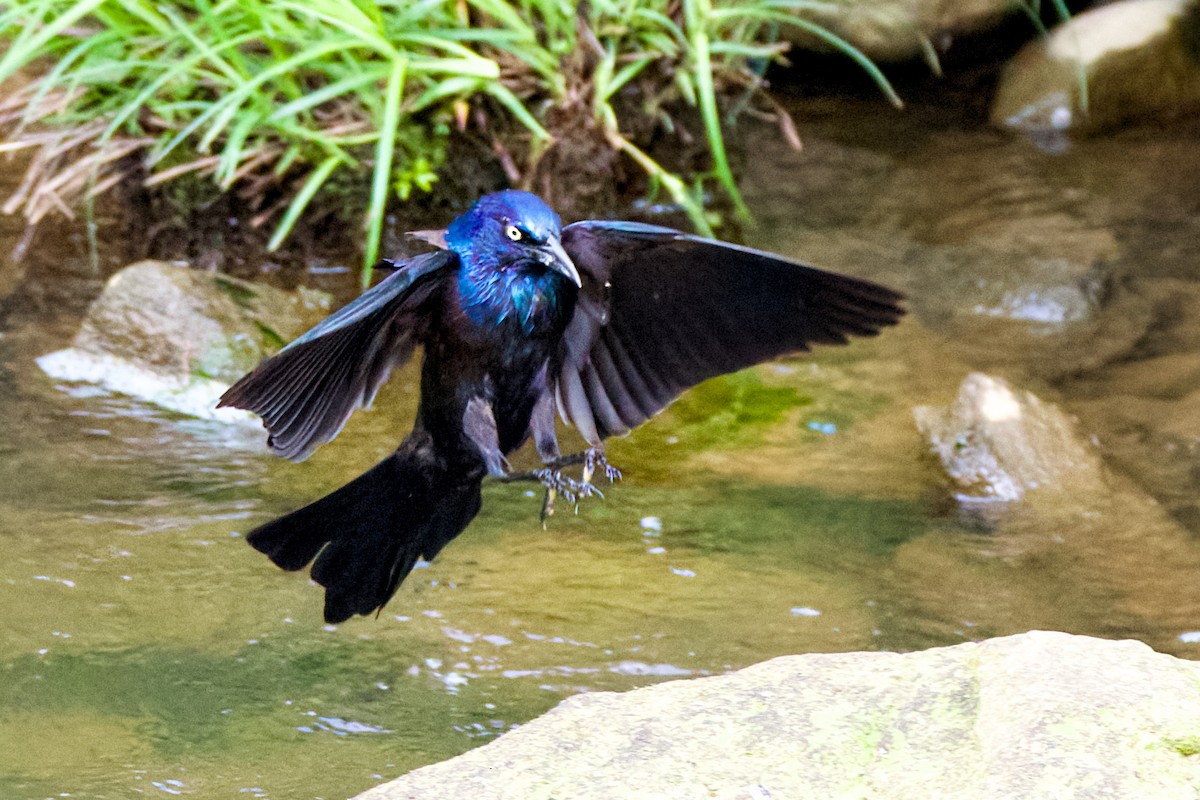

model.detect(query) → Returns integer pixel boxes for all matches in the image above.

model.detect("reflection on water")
[4,100,1200,799]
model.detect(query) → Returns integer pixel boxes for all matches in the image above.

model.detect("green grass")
[0,0,899,285]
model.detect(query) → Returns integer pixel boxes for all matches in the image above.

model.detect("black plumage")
[220,191,904,622]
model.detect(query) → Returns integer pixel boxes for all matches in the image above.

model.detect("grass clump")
[0,0,898,284]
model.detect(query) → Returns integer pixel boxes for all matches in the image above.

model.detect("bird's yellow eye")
[504,224,524,242]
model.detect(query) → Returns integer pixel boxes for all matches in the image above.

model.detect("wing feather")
[556,221,905,442]
[582,357,629,436]
[219,252,453,460]
[602,319,674,410]
[558,366,601,445]
[593,334,653,428]
[601,327,666,419]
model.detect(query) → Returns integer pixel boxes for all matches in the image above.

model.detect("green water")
[0,341,927,798]
[6,101,1200,798]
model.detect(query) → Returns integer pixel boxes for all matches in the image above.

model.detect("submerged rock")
[37,260,330,420]
[913,372,1107,502]
[857,133,1134,370]
[355,631,1200,800]
[992,0,1200,144]
[922,213,1115,331]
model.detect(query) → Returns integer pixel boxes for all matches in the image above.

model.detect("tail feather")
[246,434,481,623]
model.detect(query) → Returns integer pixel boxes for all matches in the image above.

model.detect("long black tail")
[246,433,482,623]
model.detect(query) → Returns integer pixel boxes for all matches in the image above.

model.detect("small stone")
[913,372,1108,502]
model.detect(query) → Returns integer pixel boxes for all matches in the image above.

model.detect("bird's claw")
[508,450,620,525]
[583,448,622,484]
[532,467,607,526]
[531,468,603,505]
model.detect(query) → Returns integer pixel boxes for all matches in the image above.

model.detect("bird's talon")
[532,468,574,504]
[584,449,623,484]
[529,467,604,509]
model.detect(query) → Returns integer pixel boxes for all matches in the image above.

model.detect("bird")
[219,190,905,623]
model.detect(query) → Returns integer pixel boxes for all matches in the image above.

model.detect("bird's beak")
[543,236,582,288]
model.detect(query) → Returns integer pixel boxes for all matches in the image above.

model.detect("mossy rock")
[355,632,1200,800]
[38,260,331,420]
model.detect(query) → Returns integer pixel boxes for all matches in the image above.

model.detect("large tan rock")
[37,260,330,420]
[355,632,1200,800]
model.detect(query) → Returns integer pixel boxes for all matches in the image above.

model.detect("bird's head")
[446,190,582,289]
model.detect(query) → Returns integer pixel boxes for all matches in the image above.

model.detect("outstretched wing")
[219,252,455,460]
[555,221,905,443]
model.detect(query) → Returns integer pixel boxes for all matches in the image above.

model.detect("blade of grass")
[607,129,713,237]
[13,31,107,135]
[786,17,903,108]
[274,0,398,57]
[268,152,345,250]
[0,0,108,84]
[484,83,552,140]
[216,112,261,187]
[151,36,364,165]
[684,0,752,225]
[268,68,389,120]
[362,55,407,286]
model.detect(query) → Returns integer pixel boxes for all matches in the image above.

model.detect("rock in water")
[992,0,1200,146]
[913,372,1107,502]
[37,260,330,420]
[354,632,1200,800]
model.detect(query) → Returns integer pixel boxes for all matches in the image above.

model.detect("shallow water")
[4,100,1200,798]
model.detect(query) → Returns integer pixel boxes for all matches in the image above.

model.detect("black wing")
[218,252,454,460]
[556,221,905,443]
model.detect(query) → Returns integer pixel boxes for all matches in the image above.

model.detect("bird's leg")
[495,468,602,506]
[474,392,601,519]
[540,485,556,524]
[530,388,562,519]
[463,396,511,479]
[527,389,615,518]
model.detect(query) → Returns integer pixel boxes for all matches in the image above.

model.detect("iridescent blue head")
[447,190,582,333]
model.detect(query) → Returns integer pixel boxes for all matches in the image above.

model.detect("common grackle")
[220,190,904,623]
